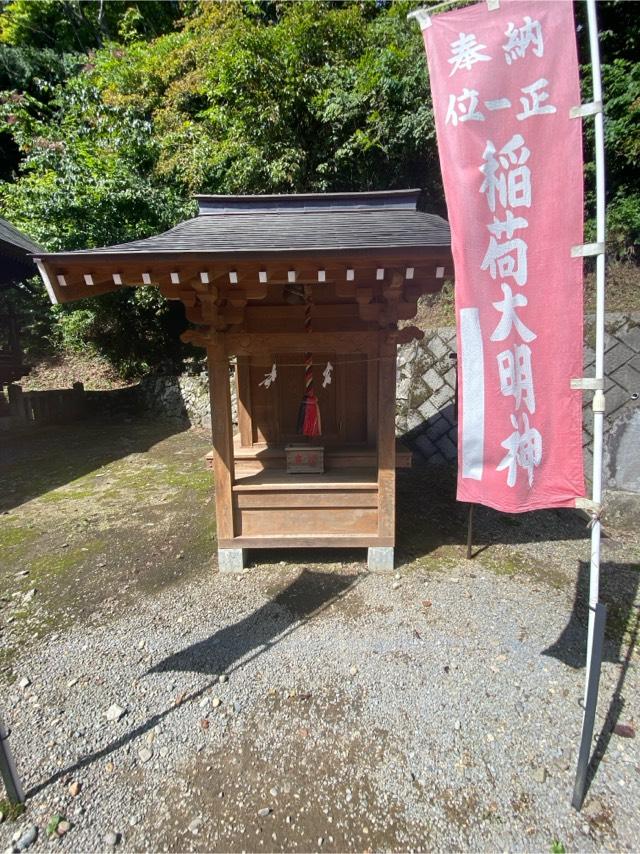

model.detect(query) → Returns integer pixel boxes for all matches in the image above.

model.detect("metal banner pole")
[571,0,607,809]
[583,0,607,689]
[466,504,474,559]
[0,714,25,805]
[572,602,607,809]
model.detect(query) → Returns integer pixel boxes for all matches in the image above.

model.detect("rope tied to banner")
[586,505,604,530]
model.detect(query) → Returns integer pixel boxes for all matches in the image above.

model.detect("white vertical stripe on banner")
[460,307,484,481]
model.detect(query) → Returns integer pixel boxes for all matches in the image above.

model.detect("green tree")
[0,0,637,377]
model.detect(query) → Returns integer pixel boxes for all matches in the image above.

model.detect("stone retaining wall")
[138,368,238,430]
[396,326,458,464]
[400,314,640,499]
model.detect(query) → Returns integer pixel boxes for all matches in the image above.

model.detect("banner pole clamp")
[487,0,500,9]
[592,389,606,413]
[571,377,604,391]
[406,8,432,29]
[571,242,605,258]
[570,101,603,119]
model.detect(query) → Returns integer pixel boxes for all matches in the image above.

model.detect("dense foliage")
[0,0,637,377]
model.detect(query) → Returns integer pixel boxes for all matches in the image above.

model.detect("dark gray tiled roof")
[0,217,42,256]
[36,190,450,258]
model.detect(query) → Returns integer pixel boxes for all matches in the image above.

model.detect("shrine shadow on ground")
[0,414,187,512]
[395,455,591,564]
[27,569,357,798]
[150,568,356,676]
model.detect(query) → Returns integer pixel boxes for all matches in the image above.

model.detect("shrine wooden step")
[232,467,378,492]
[204,440,412,472]
[231,467,380,538]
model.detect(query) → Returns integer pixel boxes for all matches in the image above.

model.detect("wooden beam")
[225,331,377,355]
[182,327,214,348]
[218,535,394,549]
[245,304,360,321]
[207,341,236,542]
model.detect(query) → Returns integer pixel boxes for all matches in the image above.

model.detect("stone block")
[368,547,394,572]
[396,376,411,401]
[426,415,449,441]
[583,346,596,369]
[440,403,456,425]
[620,323,640,353]
[417,399,438,421]
[430,385,455,412]
[407,410,426,431]
[218,548,246,572]
[604,331,619,352]
[610,362,640,395]
[605,382,632,418]
[427,335,450,361]
[606,342,634,372]
[439,327,457,346]
[397,341,419,368]
[415,433,437,458]
[628,354,640,374]
[602,489,640,530]
[422,367,444,392]
[444,367,457,387]
[583,448,593,474]
[435,433,457,461]
[604,408,640,492]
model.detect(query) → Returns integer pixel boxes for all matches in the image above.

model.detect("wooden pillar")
[373,330,397,569]
[207,340,236,545]
[366,342,378,445]
[236,355,253,447]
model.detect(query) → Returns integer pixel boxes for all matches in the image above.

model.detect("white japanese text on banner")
[422,0,585,512]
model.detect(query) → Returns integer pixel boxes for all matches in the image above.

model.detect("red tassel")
[302,392,321,437]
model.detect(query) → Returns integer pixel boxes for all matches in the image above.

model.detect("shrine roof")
[34,190,450,259]
[1,217,42,286]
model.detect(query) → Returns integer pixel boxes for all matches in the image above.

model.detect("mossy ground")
[0,799,26,821]
[0,417,215,679]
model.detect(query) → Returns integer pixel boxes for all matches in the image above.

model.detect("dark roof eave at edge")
[32,244,452,263]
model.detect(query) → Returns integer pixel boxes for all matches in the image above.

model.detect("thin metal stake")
[466,504,474,559]
[0,714,25,804]
[572,602,607,810]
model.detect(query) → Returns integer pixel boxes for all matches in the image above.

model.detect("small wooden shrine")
[35,190,452,570]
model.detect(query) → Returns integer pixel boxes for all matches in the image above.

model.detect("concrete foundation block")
[367,547,394,572]
[218,548,246,573]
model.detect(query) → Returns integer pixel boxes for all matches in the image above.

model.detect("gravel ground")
[1,420,639,852]
[1,558,639,853]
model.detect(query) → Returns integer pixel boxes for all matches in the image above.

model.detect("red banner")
[422,0,585,512]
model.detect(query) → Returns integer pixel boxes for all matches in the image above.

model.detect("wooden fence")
[8,382,87,424]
